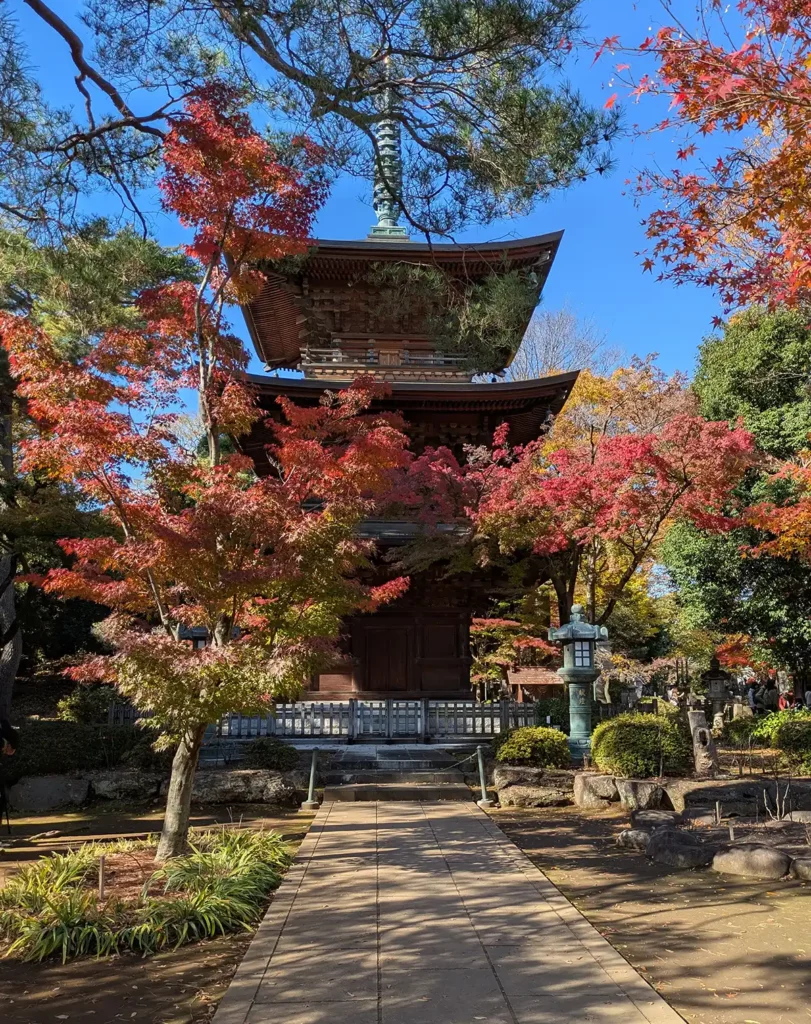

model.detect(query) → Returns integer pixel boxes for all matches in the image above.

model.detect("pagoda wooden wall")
[309,600,472,698]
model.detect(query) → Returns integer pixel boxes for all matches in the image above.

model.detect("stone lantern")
[550,604,608,759]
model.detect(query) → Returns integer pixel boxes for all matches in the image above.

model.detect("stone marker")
[687,708,719,776]
[646,828,715,869]
[617,828,652,851]
[711,842,792,880]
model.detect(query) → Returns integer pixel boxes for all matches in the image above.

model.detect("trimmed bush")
[591,712,692,778]
[494,726,570,769]
[0,828,292,961]
[241,737,300,771]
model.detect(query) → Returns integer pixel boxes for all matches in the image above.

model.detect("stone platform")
[213,803,684,1024]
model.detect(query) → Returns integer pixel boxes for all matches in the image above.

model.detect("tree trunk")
[156,722,208,862]
[0,358,20,721]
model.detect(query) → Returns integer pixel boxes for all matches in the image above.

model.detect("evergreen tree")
[662,308,811,688]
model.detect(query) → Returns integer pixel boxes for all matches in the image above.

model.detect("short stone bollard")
[300,747,320,812]
[476,744,495,809]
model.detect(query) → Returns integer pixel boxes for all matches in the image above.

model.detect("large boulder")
[646,828,715,870]
[616,779,666,811]
[631,808,682,829]
[89,770,163,802]
[160,768,305,806]
[711,842,792,880]
[791,857,811,881]
[573,773,619,809]
[494,766,573,808]
[8,774,90,813]
[617,828,652,852]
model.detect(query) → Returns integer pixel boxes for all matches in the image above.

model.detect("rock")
[646,828,715,870]
[790,857,811,881]
[494,766,573,808]
[89,770,162,801]
[617,828,651,852]
[785,809,811,823]
[159,768,305,806]
[762,818,793,831]
[630,809,683,829]
[616,779,665,811]
[8,775,90,813]
[682,811,717,827]
[711,842,792,880]
[573,773,618,808]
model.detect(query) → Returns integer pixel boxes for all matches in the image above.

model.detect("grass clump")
[591,711,692,778]
[494,726,570,769]
[241,737,300,771]
[0,828,292,962]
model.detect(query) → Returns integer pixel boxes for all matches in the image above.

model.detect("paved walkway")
[213,803,685,1024]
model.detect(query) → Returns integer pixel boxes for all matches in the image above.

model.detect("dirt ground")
[0,805,313,1024]
[495,804,811,1024]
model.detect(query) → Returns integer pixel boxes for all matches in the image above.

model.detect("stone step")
[323,782,473,802]
[328,758,460,772]
[326,769,465,784]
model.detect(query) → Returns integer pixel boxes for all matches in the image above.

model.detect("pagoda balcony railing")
[300,347,469,369]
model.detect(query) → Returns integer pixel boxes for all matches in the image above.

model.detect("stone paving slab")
[212,802,685,1024]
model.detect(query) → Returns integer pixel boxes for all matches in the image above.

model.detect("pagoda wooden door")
[363,623,410,692]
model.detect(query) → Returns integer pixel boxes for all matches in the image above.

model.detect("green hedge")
[591,711,692,778]
[4,721,167,783]
[241,737,300,771]
[494,726,570,769]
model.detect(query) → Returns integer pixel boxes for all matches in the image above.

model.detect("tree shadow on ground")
[496,805,811,1024]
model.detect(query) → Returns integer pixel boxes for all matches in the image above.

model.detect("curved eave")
[239,370,579,475]
[242,231,563,370]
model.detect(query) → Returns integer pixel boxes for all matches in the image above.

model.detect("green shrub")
[56,685,117,725]
[534,696,569,732]
[5,721,158,783]
[241,737,300,771]
[753,708,811,746]
[591,712,692,778]
[723,715,763,747]
[494,726,570,769]
[0,828,292,961]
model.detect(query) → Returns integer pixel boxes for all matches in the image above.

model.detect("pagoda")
[238,119,577,698]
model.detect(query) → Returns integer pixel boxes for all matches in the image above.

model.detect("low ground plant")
[0,828,291,962]
[591,711,692,778]
[493,726,570,768]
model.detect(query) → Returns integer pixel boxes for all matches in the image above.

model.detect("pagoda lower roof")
[239,371,578,474]
[242,232,563,370]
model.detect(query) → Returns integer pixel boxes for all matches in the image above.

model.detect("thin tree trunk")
[156,722,208,862]
[0,358,21,720]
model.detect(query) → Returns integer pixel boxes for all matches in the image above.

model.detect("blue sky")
[16,0,720,377]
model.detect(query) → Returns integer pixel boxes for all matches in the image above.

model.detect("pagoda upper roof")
[242,231,563,370]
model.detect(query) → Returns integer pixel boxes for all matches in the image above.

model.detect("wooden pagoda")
[238,132,576,698]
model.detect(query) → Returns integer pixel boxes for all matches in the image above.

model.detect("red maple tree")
[468,415,755,625]
[0,87,409,860]
[614,1,811,310]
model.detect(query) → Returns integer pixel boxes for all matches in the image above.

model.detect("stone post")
[687,709,719,777]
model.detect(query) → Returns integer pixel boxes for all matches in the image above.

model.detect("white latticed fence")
[215,699,535,740]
